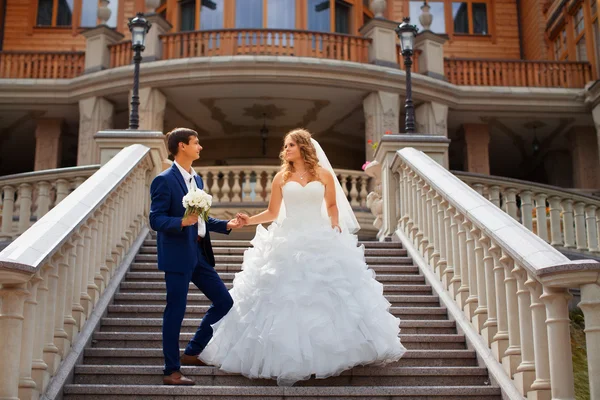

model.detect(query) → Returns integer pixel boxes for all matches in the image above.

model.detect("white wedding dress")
[199,180,407,386]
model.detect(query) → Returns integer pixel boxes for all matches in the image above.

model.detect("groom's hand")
[181,213,199,228]
[227,217,244,230]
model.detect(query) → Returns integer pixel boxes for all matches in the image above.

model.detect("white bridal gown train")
[199,180,406,386]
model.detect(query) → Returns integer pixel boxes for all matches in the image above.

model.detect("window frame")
[35,0,76,28]
[450,0,491,36]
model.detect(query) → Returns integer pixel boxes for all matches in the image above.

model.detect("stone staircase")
[62,234,502,399]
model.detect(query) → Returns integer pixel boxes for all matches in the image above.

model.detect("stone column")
[363,91,400,160]
[129,87,167,132]
[592,103,600,168]
[569,126,600,189]
[414,31,448,80]
[34,119,63,171]
[78,96,114,166]
[415,102,448,137]
[144,14,172,62]
[82,26,125,74]
[359,18,399,68]
[463,123,491,175]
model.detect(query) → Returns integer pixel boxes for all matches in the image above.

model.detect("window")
[452,1,488,35]
[308,0,330,32]
[574,7,585,36]
[267,0,294,29]
[552,27,568,60]
[576,36,588,60]
[178,0,224,31]
[37,0,74,26]
[335,0,352,34]
[180,0,196,31]
[573,7,586,62]
[409,1,446,33]
[236,0,263,28]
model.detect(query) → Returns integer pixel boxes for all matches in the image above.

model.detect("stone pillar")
[78,96,114,166]
[415,102,448,137]
[414,31,448,79]
[129,87,167,132]
[569,126,600,189]
[144,14,172,62]
[82,26,124,74]
[34,119,63,171]
[593,103,600,168]
[363,91,400,160]
[359,18,399,68]
[463,123,490,175]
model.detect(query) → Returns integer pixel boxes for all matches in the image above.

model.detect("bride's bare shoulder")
[272,171,285,186]
[317,167,334,181]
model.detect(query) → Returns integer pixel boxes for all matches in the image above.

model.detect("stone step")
[63,384,501,399]
[99,317,454,334]
[137,246,409,257]
[118,281,434,295]
[72,365,491,386]
[133,254,414,265]
[83,348,479,367]
[124,272,425,283]
[129,262,421,274]
[143,239,404,249]
[105,305,449,320]
[90,332,465,350]
[111,293,440,308]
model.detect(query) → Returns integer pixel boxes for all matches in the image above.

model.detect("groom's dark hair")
[166,127,199,156]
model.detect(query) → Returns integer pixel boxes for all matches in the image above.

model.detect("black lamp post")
[127,13,151,130]
[395,17,419,134]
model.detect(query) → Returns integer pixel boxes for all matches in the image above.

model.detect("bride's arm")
[321,169,340,229]
[243,172,284,226]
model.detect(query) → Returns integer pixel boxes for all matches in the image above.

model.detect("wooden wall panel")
[388,0,522,59]
[520,0,549,59]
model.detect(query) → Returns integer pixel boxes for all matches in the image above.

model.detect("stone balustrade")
[455,172,600,256]
[369,148,600,399]
[0,145,156,400]
[195,165,371,208]
[0,166,100,241]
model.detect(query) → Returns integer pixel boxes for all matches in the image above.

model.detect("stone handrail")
[0,144,155,400]
[455,171,600,256]
[370,148,600,399]
[444,57,593,88]
[194,165,370,208]
[0,166,100,241]
[160,29,371,63]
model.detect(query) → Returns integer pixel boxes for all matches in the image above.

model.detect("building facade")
[0,0,598,192]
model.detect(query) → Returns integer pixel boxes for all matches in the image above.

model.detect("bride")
[198,128,406,386]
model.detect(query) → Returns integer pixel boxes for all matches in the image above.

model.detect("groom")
[149,127,246,385]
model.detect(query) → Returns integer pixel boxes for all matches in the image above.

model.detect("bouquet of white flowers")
[182,188,212,221]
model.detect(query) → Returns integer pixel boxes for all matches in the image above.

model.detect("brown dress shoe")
[163,371,195,385]
[181,353,208,366]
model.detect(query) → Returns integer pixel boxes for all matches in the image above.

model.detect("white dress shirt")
[174,161,206,238]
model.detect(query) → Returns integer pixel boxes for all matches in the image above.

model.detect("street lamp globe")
[128,13,151,50]
[396,17,418,54]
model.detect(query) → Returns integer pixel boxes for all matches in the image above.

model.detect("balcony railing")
[444,58,593,88]
[0,51,85,79]
[396,44,421,73]
[108,40,132,68]
[160,29,371,63]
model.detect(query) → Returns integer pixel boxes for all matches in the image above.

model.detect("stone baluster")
[265,172,274,202]
[63,237,79,342]
[42,258,61,376]
[418,183,430,254]
[18,275,43,400]
[0,185,16,240]
[455,213,470,309]
[209,171,221,201]
[574,202,587,250]
[425,187,436,262]
[36,181,51,220]
[501,254,521,377]
[359,176,368,207]
[441,203,454,291]
[106,195,118,277]
[80,225,93,317]
[53,247,72,358]
[504,188,518,220]
[547,196,563,247]
[254,170,265,202]
[520,190,534,231]
[585,205,600,252]
[472,228,487,332]
[231,170,242,203]
[463,222,479,319]
[71,232,86,328]
[490,246,509,362]
[489,185,501,207]
[524,277,551,399]
[472,183,484,196]
[512,266,536,395]
[349,175,359,207]
[480,236,498,346]
[243,171,252,201]
[92,210,106,296]
[579,283,600,400]
[221,172,231,203]
[54,179,70,205]
[448,209,462,298]
[413,178,423,247]
[340,174,350,199]
[0,283,29,400]
[561,199,576,248]
[534,193,549,242]
[31,266,51,392]
[17,183,33,233]
[541,287,575,399]
[435,197,448,279]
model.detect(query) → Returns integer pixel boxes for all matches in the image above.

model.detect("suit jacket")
[149,163,230,273]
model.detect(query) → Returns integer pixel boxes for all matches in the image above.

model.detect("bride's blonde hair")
[279,128,321,182]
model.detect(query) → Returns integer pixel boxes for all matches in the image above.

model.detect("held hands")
[227,213,250,230]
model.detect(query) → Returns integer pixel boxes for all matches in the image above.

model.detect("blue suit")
[149,163,233,376]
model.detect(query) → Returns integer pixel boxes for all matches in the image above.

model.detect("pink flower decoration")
[361,161,371,171]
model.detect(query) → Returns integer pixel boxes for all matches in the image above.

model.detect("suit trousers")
[162,245,233,375]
